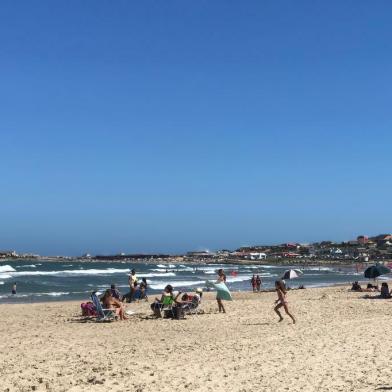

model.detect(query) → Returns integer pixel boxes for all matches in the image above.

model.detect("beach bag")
[81,301,97,316]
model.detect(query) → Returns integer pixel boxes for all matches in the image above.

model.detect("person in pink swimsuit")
[274,280,295,324]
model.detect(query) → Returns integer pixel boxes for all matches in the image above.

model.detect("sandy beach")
[2,286,392,392]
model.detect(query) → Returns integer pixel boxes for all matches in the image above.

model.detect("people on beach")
[101,289,127,320]
[256,275,262,291]
[128,269,138,287]
[251,275,257,292]
[150,284,176,317]
[130,281,139,302]
[216,269,227,313]
[11,282,17,295]
[139,277,148,300]
[351,281,362,292]
[380,282,391,299]
[363,283,378,292]
[170,288,202,318]
[175,288,203,306]
[110,284,122,300]
[274,280,295,324]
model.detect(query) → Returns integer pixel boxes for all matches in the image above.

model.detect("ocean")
[0,260,369,303]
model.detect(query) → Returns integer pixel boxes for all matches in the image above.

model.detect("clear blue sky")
[1,1,391,255]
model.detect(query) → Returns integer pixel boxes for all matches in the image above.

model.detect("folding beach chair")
[91,292,117,322]
[160,295,175,318]
[183,295,202,316]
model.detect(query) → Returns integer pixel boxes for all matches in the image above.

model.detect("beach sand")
[1,287,392,392]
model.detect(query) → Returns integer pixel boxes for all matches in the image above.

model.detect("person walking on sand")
[274,280,295,324]
[11,282,17,295]
[251,275,257,292]
[216,269,227,313]
[256,275,262,292]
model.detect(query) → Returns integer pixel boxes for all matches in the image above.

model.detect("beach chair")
[91,293,117,322]
[183,295,202,316]
[160,295,175,318]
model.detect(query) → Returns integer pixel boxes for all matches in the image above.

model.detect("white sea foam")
[0,268,131,279]
[46,292,70,297]
[0,268,176,280]
[304,267,333,272]
[139,272,176,278]
[225,273,275,282]
[17,264,36,268]
[0,282,4,285]
[149,280,205,290]
[226,275,253,283]
[0,294,29,299]
[150,268,175,272]
[0,265,16,273]
[156,263,180,269]
[34,292,71,297]
[177,266,194,271]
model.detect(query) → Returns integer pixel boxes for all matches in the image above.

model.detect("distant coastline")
[1,233,392,266]
[0,256,384,267]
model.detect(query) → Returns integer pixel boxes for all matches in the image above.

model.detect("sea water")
[0,260,367,302]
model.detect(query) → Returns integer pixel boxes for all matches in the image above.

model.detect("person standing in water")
[11,282,17,295]
[251,275,257,292]
[216,269,227,313]
[256,275,262,292]
[128,269,138,286]
[274,280,295,324]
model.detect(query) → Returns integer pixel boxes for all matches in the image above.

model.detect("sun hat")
[196,288,203,293]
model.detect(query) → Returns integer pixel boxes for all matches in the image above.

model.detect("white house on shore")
[249,252,267,260]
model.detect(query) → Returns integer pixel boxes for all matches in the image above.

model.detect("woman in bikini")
[274,280,295,324]
[101,289,127,320]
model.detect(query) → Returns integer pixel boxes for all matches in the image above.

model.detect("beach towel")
[206,281,233,301]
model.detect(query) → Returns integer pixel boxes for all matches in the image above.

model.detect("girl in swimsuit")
[274,280,295,324]
[216,269,227,313]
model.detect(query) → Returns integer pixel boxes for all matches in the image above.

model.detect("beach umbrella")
[364,264,391,279]
[281,269,303,280]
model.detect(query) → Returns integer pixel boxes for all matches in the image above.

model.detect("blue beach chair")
[91,292,117,322]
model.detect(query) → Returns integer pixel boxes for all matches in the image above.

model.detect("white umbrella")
[281,269,303,280]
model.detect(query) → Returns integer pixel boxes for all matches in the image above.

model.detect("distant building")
[370,234,392,246]
[357,235,369,245]
[249,252,267,260]
[285,243,298,249]
[0,250,17,258]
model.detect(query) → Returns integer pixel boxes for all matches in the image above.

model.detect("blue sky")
[1,1,391,255]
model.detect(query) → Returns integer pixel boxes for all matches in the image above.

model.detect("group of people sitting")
[82,281,203,321]
[122,278,148,303]
[351,281,392,299]
[150,284,203,319]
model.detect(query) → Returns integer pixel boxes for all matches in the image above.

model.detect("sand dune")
[1,287,392,391]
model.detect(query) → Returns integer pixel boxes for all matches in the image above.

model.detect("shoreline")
[0,280,366,305]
